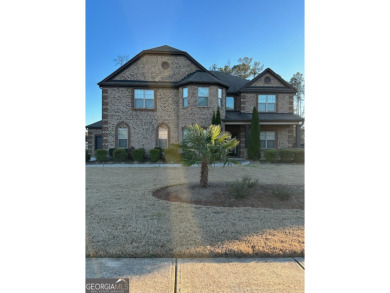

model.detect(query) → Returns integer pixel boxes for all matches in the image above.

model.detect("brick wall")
[113,55,200,82]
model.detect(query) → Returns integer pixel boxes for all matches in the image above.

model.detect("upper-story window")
[260,131,275,149]
[183,88,188,107]
[198,87,209,107]
[118,127,128,148]
[226,97,234,110]
[218,88,222,108]
[135,89,154,109]
[258,95,276,112]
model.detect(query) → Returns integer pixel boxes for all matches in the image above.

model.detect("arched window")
[158,125,169,148]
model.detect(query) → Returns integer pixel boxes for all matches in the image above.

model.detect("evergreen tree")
[211,111,216,125]
[215,107,222,126]
[248,106,260,160]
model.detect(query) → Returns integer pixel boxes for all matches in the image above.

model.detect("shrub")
[95,149,107,162]
[269,185,291,201]
[279,149,295,163]
[86,150,91,162]
[293,149,304,163]
[126,146,135,160]
[109,148,116,158]
[164,145,182,163]
[131,148,145,162]
[264,150,279,163]
[113,149,127,162]
[149,148,162,162]
[229,175,258,199]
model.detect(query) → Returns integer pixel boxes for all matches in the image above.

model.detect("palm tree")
[181,124,239,187]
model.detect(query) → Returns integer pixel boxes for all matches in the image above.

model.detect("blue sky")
[86,0,304,125]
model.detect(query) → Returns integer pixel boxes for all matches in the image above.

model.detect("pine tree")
[215,107,222,126]
[248,106,260,160]
[211,111,216,125]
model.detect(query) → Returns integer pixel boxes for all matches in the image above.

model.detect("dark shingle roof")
[210,71,249,94]
[177,71,229,87]
[224,112,304,122]
[86,120,102,129]
[144,45,185,53]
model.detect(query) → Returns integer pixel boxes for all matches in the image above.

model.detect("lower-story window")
[118,127,128,148]
[260,131,275,149]
[158,126,168,148]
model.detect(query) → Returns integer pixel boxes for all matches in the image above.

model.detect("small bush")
[269,185,291,201]
[109,148,116,158]
[229,175,258,199]
[86,150,91,162]
[95,149,107,162]
[279,149,295,163]
[293,149,304,163]
[164,145,182,163]
[113,149,127,162]
[131,148,145,162]
[264,150,279,163]
[149,148,162,162]
[126,146,135,160]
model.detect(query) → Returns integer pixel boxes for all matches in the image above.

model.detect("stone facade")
[113,55,200,82]
[240,93,294,113]
[250,73,285,87]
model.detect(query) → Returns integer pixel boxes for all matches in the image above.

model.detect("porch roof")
[86,120,102,129]
[223,111,304,124]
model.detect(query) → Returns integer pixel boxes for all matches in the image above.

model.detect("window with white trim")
[183,88,188,107]
[218,88,222,108]
[226,97,234,110]
[158,126,168,149]
[260,131,275,149]
[198,87,209,106]
[258,95,276,112]
[118,127,128,148]
[134,89,154,109]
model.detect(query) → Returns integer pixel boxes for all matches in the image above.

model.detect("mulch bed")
[153,183,304,209]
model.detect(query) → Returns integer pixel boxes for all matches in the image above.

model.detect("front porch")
[223,112,304,159]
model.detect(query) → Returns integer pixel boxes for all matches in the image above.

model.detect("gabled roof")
[210,71,249,94]
[239,68,296,93]
[86,120,102,129]
[176,71,229,88]
[143,45,185,53]
[98,45,208,86]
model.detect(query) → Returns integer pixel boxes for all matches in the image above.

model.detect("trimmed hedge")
[264,150,279,163]
[263,148,304,163]
[95,149,107,162]
[293,149,304,163]
[109,148,116,158]
[279,149,295,163]
[149,148,162,162]
[164,144,182,163]
[113,149,127,162]
[131,148,145,162]
[86,150,91,162]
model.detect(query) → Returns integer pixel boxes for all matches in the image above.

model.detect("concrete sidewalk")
[86,258,304,293]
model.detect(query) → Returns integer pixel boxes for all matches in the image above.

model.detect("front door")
[95,135,102,150]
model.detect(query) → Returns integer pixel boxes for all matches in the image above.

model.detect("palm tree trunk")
[200,161,208,187]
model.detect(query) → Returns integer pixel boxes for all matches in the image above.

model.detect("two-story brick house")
[86,45,304,159]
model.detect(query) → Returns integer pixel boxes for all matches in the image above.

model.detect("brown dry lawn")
[86,163,304,258]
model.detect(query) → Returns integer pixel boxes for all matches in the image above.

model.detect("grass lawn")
[86,163,304,258]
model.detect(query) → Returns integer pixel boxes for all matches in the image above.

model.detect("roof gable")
[239,68,296,93]
[98,46,208,85]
